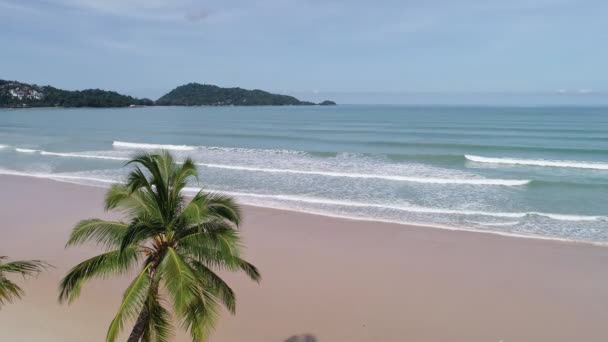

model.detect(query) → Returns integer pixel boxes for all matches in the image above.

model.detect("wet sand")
[1,174,607,341]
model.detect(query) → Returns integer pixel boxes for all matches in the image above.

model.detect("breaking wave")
[200,163,530,185]
[14,148,530,186]
[15,148,38,153]
[0,168,600,222]
[113,140,197,151]
[40,151,128,160]
[112,140,303,155]
[185,190,602,222]
[466,155,608,170]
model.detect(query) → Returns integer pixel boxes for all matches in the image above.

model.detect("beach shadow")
[284,334,317,342]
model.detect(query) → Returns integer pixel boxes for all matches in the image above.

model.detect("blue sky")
[1,0,607,103]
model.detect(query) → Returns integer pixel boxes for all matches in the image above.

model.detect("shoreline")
[4,104,608,109]
[1,174,608,341]
[0,172,605,248]
[241,201,608,248]
[0,103,334,109]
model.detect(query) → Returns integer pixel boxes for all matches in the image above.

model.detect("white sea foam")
[15,148,38,153]
[0,169,595,222]
[113,141,197,151]
[0,166,605,248]
[465,155,608,170]
[181,187,603,222]
[199,163,529,185]
[15,148,531,186]
[0,145,7,149]
[40,151,129,161]
[0,169,117,184]
[16,148,130,160]
[467,220,520,227]
[112,140,303,155]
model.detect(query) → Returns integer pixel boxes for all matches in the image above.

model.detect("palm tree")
[59,151,260,342]
[0,256,47,308]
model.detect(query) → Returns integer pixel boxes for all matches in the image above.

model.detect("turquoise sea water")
[1,105,607,242]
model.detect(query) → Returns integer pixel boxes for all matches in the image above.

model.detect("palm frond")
[190,191,242,225]
[119,222,162,252]
[173,158,198,187]
[236,259,261,283]
[189,260,236,313]
[0,275,24,307]
[106,264,151,342]
[127,153,167,201]
[104,184,159,220]
[204,192,242,226]
[178,227,242,264]
[145,294,174,342]
[180,290,220,342]
[170,158,198,201]
[178,198,205,228]
[175,191,241,231]
[59,247,139,303]
[125,154,158,192]
[127,152,187,225]
[66,219,128,248]
[155,150,175,190]
[158,247,199,313]
[175,218,234,238]
[178,228,260,282]
[0,259,48,276]
[0,258,48,308]
[105,183,133,211]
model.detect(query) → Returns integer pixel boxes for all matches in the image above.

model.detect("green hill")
[0,80,151,108]
[156,83,316,106]
[0,80,335,108]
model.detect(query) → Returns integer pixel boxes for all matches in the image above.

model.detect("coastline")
[1,170,605,247]
[1,174,608,341]
[0,103,334,109]
[243,202,608,248]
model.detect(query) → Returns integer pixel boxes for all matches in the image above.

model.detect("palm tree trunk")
[128,261,161,342]
[126,306,150,342]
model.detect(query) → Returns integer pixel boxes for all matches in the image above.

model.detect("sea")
[1,105,607,243]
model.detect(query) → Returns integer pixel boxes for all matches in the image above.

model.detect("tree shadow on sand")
[284,334,317,342]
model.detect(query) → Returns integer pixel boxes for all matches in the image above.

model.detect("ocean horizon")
[1,105,607,243]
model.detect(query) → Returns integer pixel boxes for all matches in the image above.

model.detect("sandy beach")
[1,174,608,341]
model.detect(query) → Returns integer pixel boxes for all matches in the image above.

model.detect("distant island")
[157,83,317,106]
[318,100,337,106]
[0,80,335,108]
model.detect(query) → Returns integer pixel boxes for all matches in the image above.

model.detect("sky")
[1,0,607,104]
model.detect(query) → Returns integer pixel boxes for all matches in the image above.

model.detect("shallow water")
[1,105,607,242]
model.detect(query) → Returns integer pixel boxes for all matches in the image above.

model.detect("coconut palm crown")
[0,256,46,308]
[59,151,260,342]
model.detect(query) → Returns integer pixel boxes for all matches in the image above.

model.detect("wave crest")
[112,140,303,155]
[11,148,530,186]
[39,151,128,160]
[181,188,603,222]
[113,140,197,151]
[200,163,530,185]
[15,148,38,153]
[466,155,608,170]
